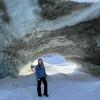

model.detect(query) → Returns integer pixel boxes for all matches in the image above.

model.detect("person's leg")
[41,77,48,96]
[37,79,42,96]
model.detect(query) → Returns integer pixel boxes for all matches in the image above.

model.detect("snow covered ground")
[0,54,100,100]
[0,70,100,100]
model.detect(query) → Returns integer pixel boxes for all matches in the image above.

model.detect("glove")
[37,79,40,81]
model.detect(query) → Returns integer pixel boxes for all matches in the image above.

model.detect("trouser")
[37,77,48,96]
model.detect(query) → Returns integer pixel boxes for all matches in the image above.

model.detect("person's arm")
[35,67,40,80]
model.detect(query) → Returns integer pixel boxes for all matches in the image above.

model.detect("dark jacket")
[35,64,46,80]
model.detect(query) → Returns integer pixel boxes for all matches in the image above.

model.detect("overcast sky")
[72,0,100,3]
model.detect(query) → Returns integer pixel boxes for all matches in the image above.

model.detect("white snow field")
[0,54,100,100]
[0,67,100,100]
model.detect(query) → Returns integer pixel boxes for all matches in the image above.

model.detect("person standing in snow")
[35,59,48,97]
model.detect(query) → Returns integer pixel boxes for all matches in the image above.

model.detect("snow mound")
[1,55,100,100]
